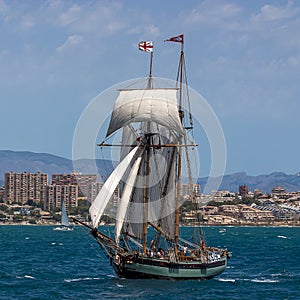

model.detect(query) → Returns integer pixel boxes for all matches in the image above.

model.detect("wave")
[243,278,279,283]
[277,235,289,239]
[217,278,236,282]
[251,279,279,283]
[64,277,102,283]
[24,275,36,279]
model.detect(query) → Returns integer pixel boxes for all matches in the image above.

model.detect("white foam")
[271,273,283,277]
[24,275,36,279]
[64,277,101,283]
[277,235,289,239]
[250,278,279,283]
[217,278,236,282]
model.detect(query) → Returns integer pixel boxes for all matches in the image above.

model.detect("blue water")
[0,226,299,300]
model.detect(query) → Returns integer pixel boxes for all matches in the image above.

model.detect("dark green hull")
[112,256,227,280]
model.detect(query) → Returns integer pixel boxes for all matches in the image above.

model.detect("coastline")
[1,221,299,227]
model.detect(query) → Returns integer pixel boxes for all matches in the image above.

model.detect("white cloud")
[0,0,8,15]
[287,55,300,67]
[58,4,82,26]
[56,35,83,53]
[251,1,300,22]
[183,0,242,27]
[20,15,35,30]
[48,1,127,37]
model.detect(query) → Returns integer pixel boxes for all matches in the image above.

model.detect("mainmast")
[174,41,184,257]
[142,134,151,255]
[164,34,188,257]
[139,40,154,255]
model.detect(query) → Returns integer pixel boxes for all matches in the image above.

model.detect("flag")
[164,34,184,44]
[138,41,153,52]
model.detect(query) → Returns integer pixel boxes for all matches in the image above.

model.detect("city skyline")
[0,1,299,176]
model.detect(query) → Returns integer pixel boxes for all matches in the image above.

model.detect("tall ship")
[74,35,230,279]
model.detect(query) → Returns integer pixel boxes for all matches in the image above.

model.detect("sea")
[0,225,299,300]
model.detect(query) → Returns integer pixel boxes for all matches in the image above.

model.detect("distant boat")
[74,35,231,279]
[53,200,73,231]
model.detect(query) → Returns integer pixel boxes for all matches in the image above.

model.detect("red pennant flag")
[138,41,153,52]
[164,34,184,44]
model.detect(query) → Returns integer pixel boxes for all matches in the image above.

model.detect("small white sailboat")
[53,200,73,231]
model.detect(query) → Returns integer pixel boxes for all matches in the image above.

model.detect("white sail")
[115,155,142,244]
[89,146,139,228]
[61,200,70,227]
[121,127,179,240]
[106,88,184,137]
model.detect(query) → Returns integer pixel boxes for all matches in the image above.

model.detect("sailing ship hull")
[112,257,227,280]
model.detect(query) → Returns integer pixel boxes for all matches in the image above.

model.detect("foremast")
[142,49,153,255]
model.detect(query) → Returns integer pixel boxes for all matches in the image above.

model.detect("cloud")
[251,1,300,22]
[0,0,8,15]
[48,1,127,37]
[182,0,242,27]
[57,4,82,26]
[20,15,35,30]
[56,35,83,53]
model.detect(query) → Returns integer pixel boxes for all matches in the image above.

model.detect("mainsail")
[61,200,70,227]
[116,126,178,241]
[89,146,139,228]
[106,88,184,137]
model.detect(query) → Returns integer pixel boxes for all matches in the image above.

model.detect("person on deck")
[200,239,206,250]
[183,244,188,255]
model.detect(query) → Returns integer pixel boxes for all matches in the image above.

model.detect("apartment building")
[44,184,78,210]
[52,172,97,200]
[4,172,48,204]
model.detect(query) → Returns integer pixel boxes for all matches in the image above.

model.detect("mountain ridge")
[0,150,113,185]
[0,150,299,193]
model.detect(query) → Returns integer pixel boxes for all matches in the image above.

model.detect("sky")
[0,0,299,177]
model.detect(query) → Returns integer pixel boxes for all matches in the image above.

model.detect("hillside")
[0,150,113,185]
[198,171,300,194]
[0,150,299,193]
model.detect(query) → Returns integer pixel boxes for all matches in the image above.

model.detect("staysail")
[106,88,184,137]
[115,155,143,244]
[89,146,140,228]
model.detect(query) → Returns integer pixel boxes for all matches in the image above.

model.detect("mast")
[174,41,184,256]
[143,135,150,255]
[147,52,153,89]
[163,34,187,256]
[164,35,194,257]
[143,46,153,255]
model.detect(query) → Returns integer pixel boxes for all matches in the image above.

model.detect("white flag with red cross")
[138,41,153,52]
